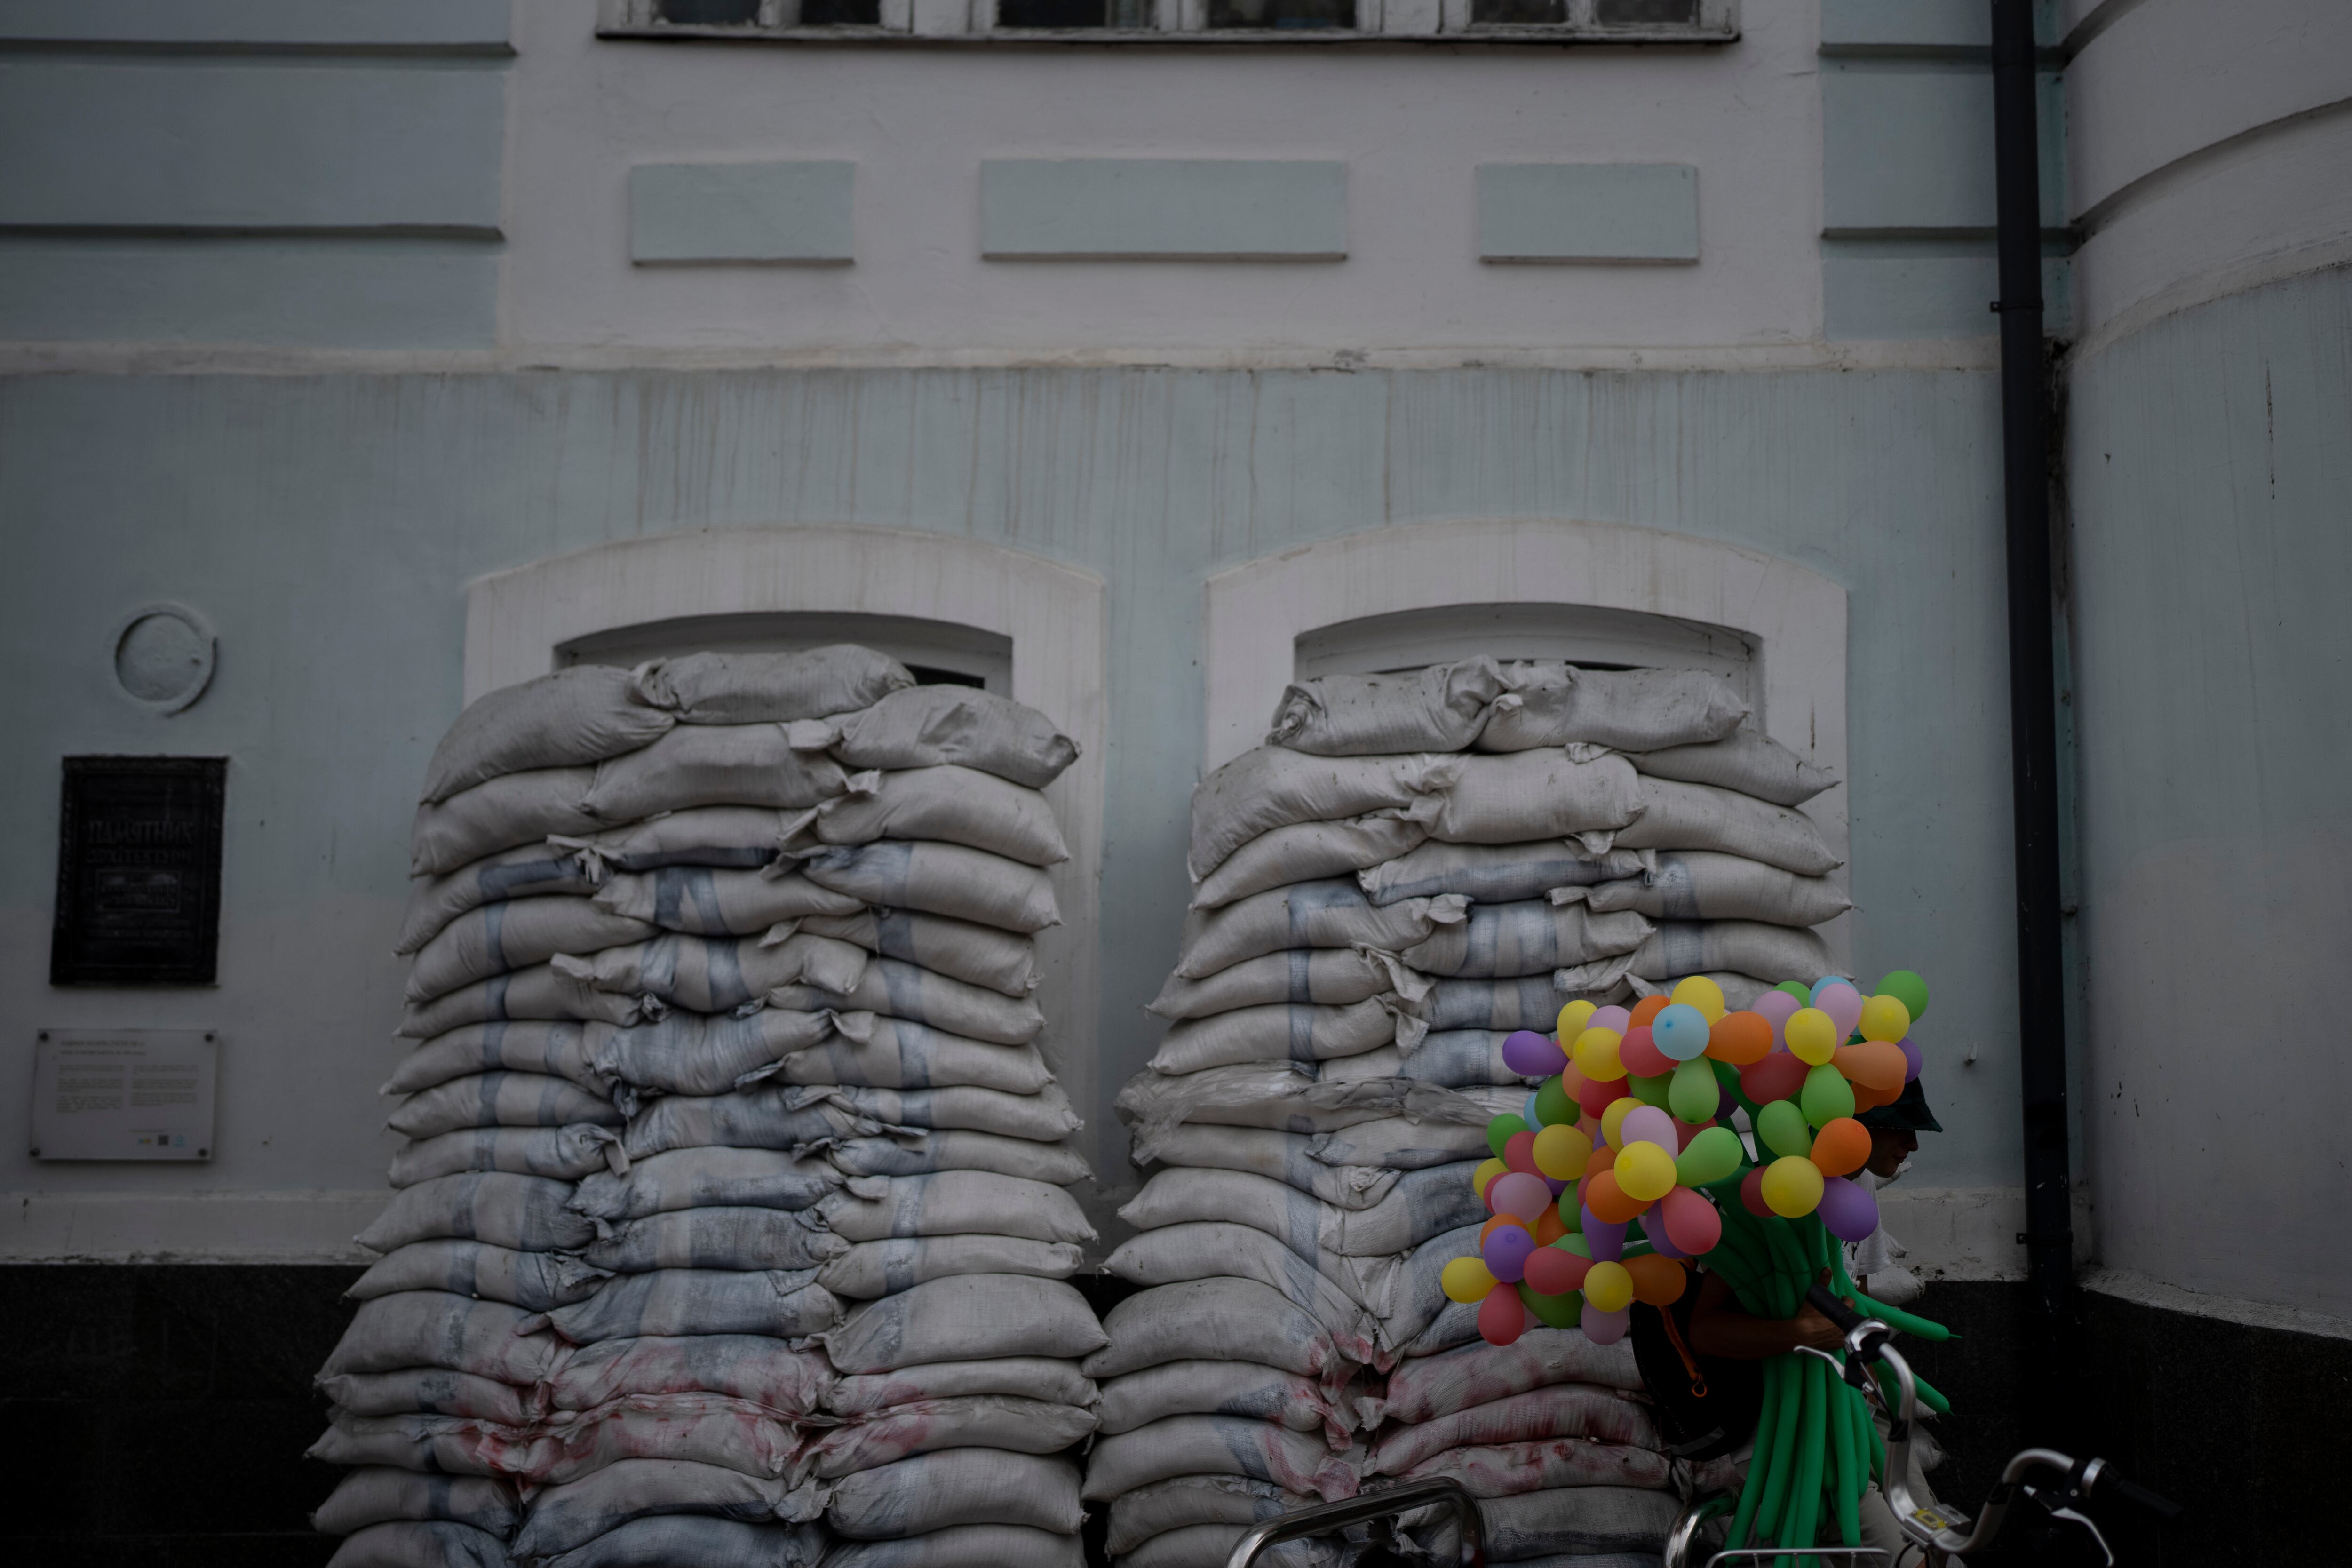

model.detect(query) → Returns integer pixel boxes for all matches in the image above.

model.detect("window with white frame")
[596,0,1736,42]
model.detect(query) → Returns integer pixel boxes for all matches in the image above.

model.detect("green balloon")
[1757,1098,1814,1159]
[1801,1061,1857,1127]
[1777,981,1811,1003]
[1629,1072,1673,1110]
[1519,1281,1583,1328]
[1879,969,1930,1022]
[1557,1230,1592,1256]
[1534,1075,1575,1127]
[1487,1113,1528,1161]
[1669,1058,1719,1123]
[1676,1124,1745,1186]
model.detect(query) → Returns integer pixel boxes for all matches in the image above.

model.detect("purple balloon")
[1590,1005,1633,1035]
[1545,1176,1570,1198]
[1754,989,1801,1043]
[1483,1224,1537,1283]
[1716,1083,1740,1121]
[1489,1171,1552,1223]
[1581,1303,1631,1345]
[1817,1175,1880,1244]
[1580,1208,1627,1262]
[1502,1029,1567,1079]
[1621,1106,1676,1152]
[1899,1036,1923,1083]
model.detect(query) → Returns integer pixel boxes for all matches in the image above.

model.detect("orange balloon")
[1836,1040,1909,1092]
[1584,1168,1650,1224]
[1480,1214,1531,1247]
[1850,1075,1903,1111]
[1585,1142,1618,1175]
[1629,994,1672,1028]
[1809,1116,1872,1178]
[1558,1058,1589,1099]
[1706,1010,1775,1066]
[1535,1206,1571,1246]
[1624,1250,1688,1307]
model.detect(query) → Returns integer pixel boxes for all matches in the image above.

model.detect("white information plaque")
[30,1028,216,1161]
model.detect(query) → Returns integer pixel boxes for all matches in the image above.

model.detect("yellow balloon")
[1786,1007,1839,1066]
[1532,1124,1593,1181]
[1442,1255,1500,1304]
[1759,1154,1826,1218]
[1582,1259,1634,1313]
[1859,994,1912,1044]
[1600,1096,1642,1149]
[1573,1027,1627,1083]
[1556,999,1597,1041]
[1614,1139,1676,1202]
[1670,975,1727,1023]
[1473,1157,1508,1199]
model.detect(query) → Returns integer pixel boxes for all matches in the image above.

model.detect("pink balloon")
[1489,1171,1553,1223]
[1899,1036,1923,1082]
[1818,981,1865,1039]
[1620,1106,1676,1152]
[1817,1175,1880,1244]
[1589,1005,1632,1035]
[1659,1185,1724,1254]
[1754,989,1801,1043]
[1478,1282,1529,1346]
[1581,1303,1631,1345]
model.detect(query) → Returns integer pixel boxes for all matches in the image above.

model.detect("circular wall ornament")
[112,603,216,714]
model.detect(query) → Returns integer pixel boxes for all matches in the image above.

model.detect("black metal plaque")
[51,757,226,986]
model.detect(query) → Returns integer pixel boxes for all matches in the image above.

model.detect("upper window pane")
[1596,0,1700,23]
[1470,0,1567,23]
[996,0,1109,26]
[658,0,761,20]
[1207,0,1355,30]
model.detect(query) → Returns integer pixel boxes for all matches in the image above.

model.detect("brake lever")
[2033,1499,2115,1567]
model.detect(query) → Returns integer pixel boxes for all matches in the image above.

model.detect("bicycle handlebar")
[1806,1282,1865,1334]
[2090,1465,2184,1521]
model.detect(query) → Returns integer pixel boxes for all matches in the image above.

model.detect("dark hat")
[1858,1077,1942,1134]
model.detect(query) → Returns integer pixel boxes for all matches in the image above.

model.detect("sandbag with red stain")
[1364,1384,1662,1477]
[542,1335,831,1418]
[1081,1414,1358,1504]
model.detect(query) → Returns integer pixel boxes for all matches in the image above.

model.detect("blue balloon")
[1524,1090,1545,1128]
[1652,1002,1712,1062]
[1808,974,1854,1004]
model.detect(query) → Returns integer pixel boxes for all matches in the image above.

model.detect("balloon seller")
[1443,971,1966,1564]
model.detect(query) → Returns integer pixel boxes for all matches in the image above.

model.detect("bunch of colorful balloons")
[1440,969,1933,1350]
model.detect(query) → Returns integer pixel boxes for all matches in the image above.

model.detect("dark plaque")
[51,756,226,986]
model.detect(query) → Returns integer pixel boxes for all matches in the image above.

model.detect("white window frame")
[597,0,1737,44]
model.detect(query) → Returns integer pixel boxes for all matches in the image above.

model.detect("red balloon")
[1522,1244,1591,1297]
[1575,1073,1620,1119]
[1478,1282,1528,1346]
[1738,1165,1775,1219]
[1503,1130,1542,1176]
[1675,1118,1714,1152]
[1617,1026,1673,1079]
[1658,1185,1724,1254]
[1740,1052,1810,1106]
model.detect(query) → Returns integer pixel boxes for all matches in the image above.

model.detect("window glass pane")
[659,0,762,21]
[1206,0,1355,29]
[1595,0,1699,23]
[1470,0,1566,22]
[996,0,1111,24]
[798,0,882,21]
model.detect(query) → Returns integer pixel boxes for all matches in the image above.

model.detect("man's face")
[1866,1127,1918,1178]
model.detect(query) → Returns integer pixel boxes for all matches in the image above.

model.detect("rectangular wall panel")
[0,0,509,48]
[629,162,856,264]
[980,159,1346,261]
[1476,163,1700,263]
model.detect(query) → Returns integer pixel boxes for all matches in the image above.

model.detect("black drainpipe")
[1989,0,2074,1400]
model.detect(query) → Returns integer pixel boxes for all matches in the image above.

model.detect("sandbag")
[1150,996,1414,1076]
[1177,881,1466,981]
[794,840,1060,934]
[1477,663,1747,752]
[542,1334,830,1417]
[1120,1163,1484,1260]
[592,864,861,936]
[819,1234,1085,1298]
[411,768,600,877]
[580,1205,847,1273]
[1399,900,1653,979]
[765,958,1046,1046]
[1430,752,1646,845]
[306,1409,517,1478]
[821,1448,1086,1538]
[564,932,869,1014]
[816,1171,1095,1245]
[771,1017,1050,1095]
[1624,920,1835,986]
[1398,1299,1482,1360]
[357,1172,596,1255]
[312,1466,519,1536]
[1097,1357,1350,1442]
[556,806,802,876]
[1368,1223,1491,1352]
[799,1394,1096,1477]
[1420,976,1567,1033]
[790,766,1070,867]
[510,1457,795,1561]
[620,1086,899,1161]
[406,900,659,1006]
[570,1148,840,1235]
[586,1008,842,1098]
[1571,849,1850,928]
[1629,721,1834,807]
[1400,1437,1674,1498]
[631,646,913,725]
[826,1130,1091,1186]
[1084,1278,1370,1383]
[316,1369,535,1425]
[1106,1223,1383,1331]
[385,1021,601,1097]
[1319,1031,1519,1090]
[1117,1063,1480,1141]
[1118,1523,1351,1568]
[583,724,852,821]
[1190,749,1462,880]
[349,1239,609,1311]
[1366,1385,1661,1476]
[1148,947,1422,1021]
[324,1519,512,1568]
[1357,839,1651,907]
[1192,805,1440,911]
[542,1515,824,1568]
[397,964,649,1040]
[823,685,1079,789]
[1083,1415,1356,1503]
[1367,1329,1645,1425]
[423,667,677,804]
[515,1392,801,1487]
[1309,1117,1491,1170]
[318,1291,560,1384]
[387,1125,622,1189]
[542,1268,842,1344]
[800,908,1037,997]
[1266,658,1506,756]
[1420,1484,1682,1560]
[814,1274,1107,1373]
[1103,1476,1314,1558]
[822,1524,1084,1568]
[388,1072,621,1141]
[824,1356,1097,1416]
[398,844,601,956]
[1127,1123,1403,1210]
[1612,775,1840,876]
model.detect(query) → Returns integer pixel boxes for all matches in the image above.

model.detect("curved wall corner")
[463,525,1111,1178]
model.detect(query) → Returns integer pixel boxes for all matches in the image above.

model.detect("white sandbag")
[1120,1164,1484,1260]
[1119,1523,1351,1568]
[386,1021,602,1097]
[1148,946,1423,1021]
[543,1334,831,1417]
[765,958,1045,1046]
[1629,721,1835,807]
[1368,1329,1645,1425]
[1309,1117,1493,1170]
[814,1274,1107,1373]
[792,765,1070,868]
[823,1525,1084,1568]
[518,1392,801,1486]
[541,1516,823,1568]
[349,1239,609,1312]
[824,1356,1097,1416]
[423,666,677,804]
[1400,900,1653,979]
[798,1395,1096,1477]
[1318,1031,1519,1090]
[1104,1476,1314,1558]
[1629,967,1776,1008]
[1420,1485,1682,1560]
[800,908,1037,997]
[1192,805,1440,911]
[593,864,860,936]
[412,768,602,878]
[1106,1224,1383,1333]
[1420,976,1567,1033]
[357,1173,597,1255]
[1084,1278,1371,1383]
[317,1368,535,1425]
[1127,1124,1402,1210]
[580,1206,847,1273]
[583,724,851,821]
[570,1149,840,1235]
[621,1088,898,1161]
[306,1409,517,1477]
[564,932,869,1015]
[1367,1223,1486,1352]
[1571,849,1850,929]
[1177,882,1466,981]
[543,1269,842,1344]
[1398,1299,1482,1360]
[1430,752,1646,846]
[1478,663,1747,753]
[632,646,913,725]
[511,1458,796,1561]
[406,900,659,1006]
[1267,658,1506,756]
[1097,1358,1350,1443]
[823,685,1078,789]
[821,1448,1086,1538]
[1083,1414,1356,1503]
[324,1519,511,1568]
[1399,1438,1674,1498]
[1190,749,1463,880]
[388,1072,622,1141]
[388,1125,622,1189]
[817,1171,1095,1245]
[397,964,650,1040]
[1366,1385,1662,1476]
[313,1467,519,1536]
[794,840,1060,934]
[1613,775,1840,876]
[318,1291,561,1384]
[1116,1063,1479,1141]
[556,807,802,876]
[1150,996,1415,1076]
[1357,839,1652,907]
[399,844,601,956]
[1625,920,1835,986]
[772,1018,1050,1096]
[826,1130,1091,1186]
[586,1008,842,1098]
